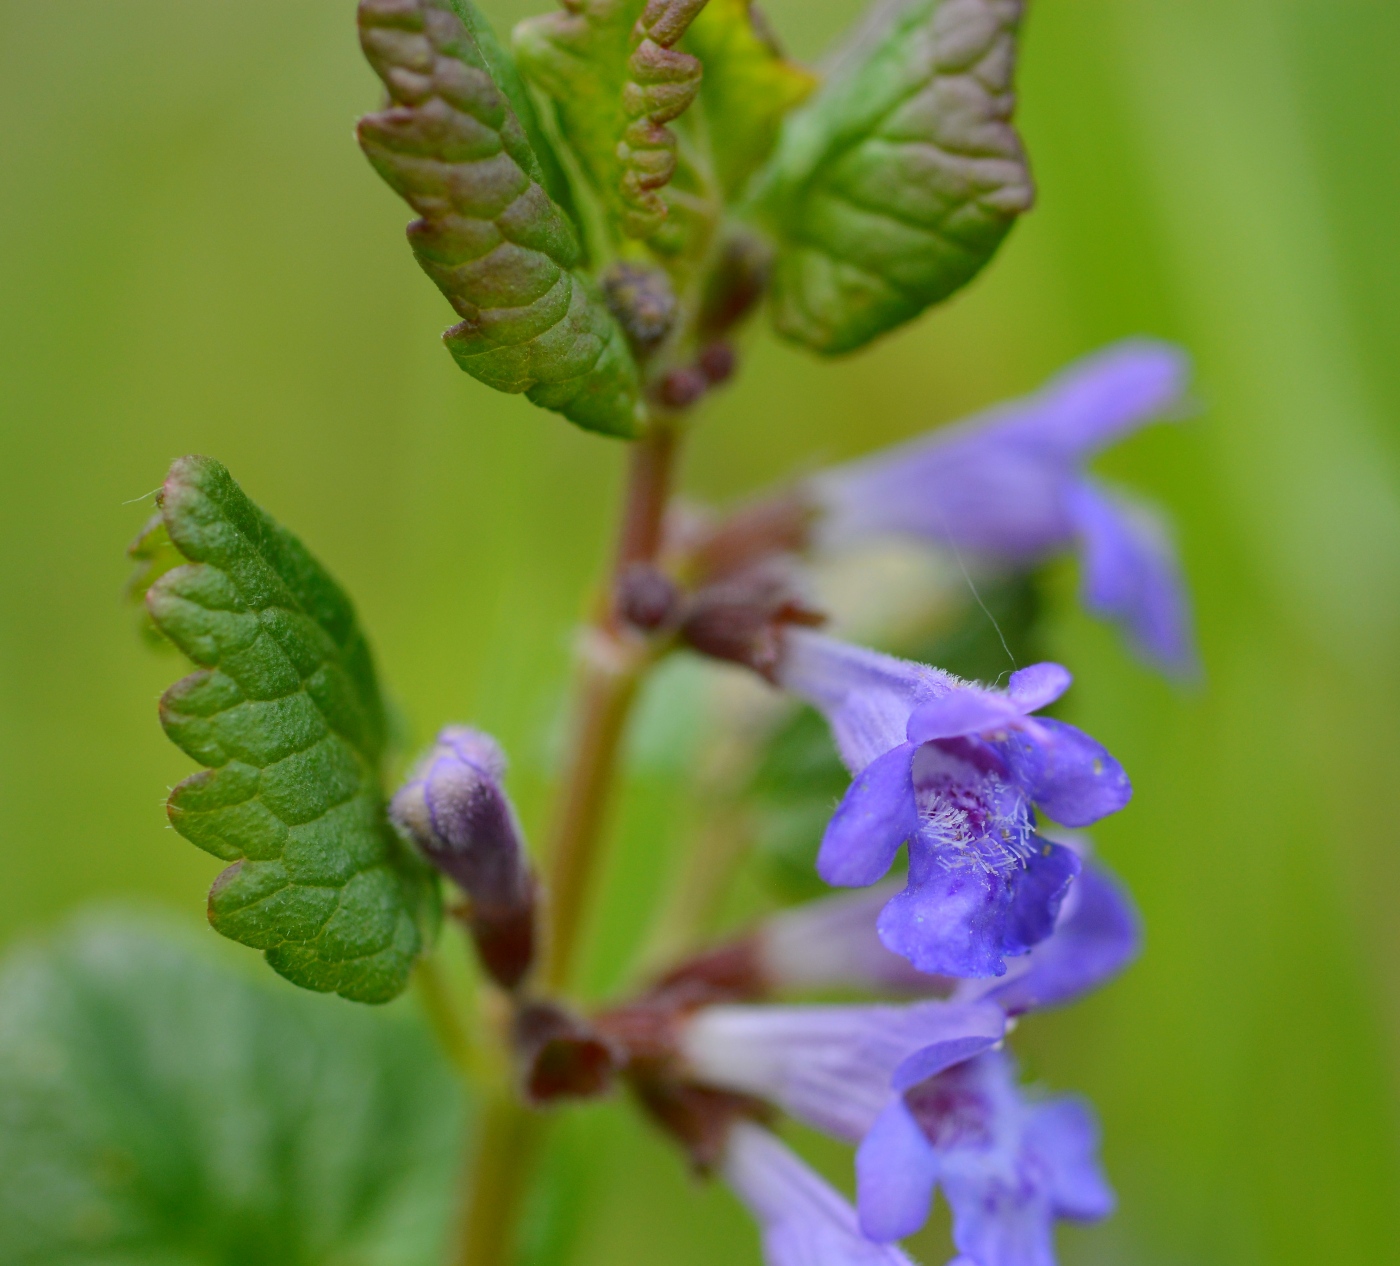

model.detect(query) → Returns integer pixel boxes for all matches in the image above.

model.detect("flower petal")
[1006,663,1072,713]
[979,861,1142,1015]
[906,690,1022,744]
[1065,478,1199,679]
[809,341,1190,564]
[857,1099,941,1242]
[776,630,955,773]
[891,1022,1006,1093]
[943,1170,1056,1266]
[682,999,1003,1142]
[1001,841,1080,958]
[996,339,1190,456]
[725,1123,918,1266]
[1024,1099,1115,1222]
[758,882,947,994]
[1017,719,1132,827]
[818,743,920,888]
[877,864,1016,978]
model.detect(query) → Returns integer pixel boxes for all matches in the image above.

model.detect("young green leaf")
[513,0,709,242]
[358,0,641,438]
[446,0,581,232]
[146,456,438,1004]
[682,0,816,199]
[0,913,461,1265]
[125,510,184,648]
[754,0,1033,354]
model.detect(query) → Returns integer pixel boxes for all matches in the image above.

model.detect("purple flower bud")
[723,1123,916,1266]
[390,727,535,988]
[698,341,737,384]
[658,366,709,409]
[617,562,683,632]
[603,262,678,356]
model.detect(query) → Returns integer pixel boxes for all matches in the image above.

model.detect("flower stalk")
[448,419,683,1265]
[542,421,682,994]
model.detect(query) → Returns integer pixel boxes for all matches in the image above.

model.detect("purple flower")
[809,340,1197,677]
[856,1051,1114,1258]
[723,1122,917,1266]
[957,858,1142,1017]
[757,856,1141,1011]
[776,631,1131,978]
[757,880,944,995]
[681,998,1007,1141]
[390,726,535,988]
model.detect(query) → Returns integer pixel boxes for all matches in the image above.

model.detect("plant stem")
[415,952,482,1081]
[540,422,680,994]
[452,1090,548,1266]
[447,422,681,1266]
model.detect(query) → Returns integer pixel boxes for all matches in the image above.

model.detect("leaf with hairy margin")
[513,0,709,243]
[682,0,816,198]
[0,912,461,1266]
[145,456,438,1004]
[358,0,641,437]
[753,0,1033,354]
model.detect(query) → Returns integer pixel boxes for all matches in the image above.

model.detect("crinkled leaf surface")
[147,456,437,1004]
[444,0,579,227]
[682,0,816,198]
[754,0,1032,354]
[513,0,708,243]
[358,0,641,437]
[0,912,462,1266]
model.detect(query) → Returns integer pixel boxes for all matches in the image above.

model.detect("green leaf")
[125,511,184,649]
[358,0,641,438]
[444,0,580,228]
[682,0,816,199]
[753,0,1033,355]
[146,456,438,1004]
[513,0,708,243]
[0,911,462,1266]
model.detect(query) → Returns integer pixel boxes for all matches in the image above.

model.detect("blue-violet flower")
[808,339,1196,676]
[724,1121,916,1266]
[776,631,1131,977]
[681,998,1007,1141]
[857,1051,1114,1259]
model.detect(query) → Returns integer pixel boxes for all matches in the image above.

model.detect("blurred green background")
[3,0,1399,1262]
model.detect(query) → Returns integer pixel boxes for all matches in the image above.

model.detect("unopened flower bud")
[698,232,772,338]
[617,562,683,632]
[698,341,737,385]
[391,727,536,988]
[603,262,677,356]
[658,366,709,409]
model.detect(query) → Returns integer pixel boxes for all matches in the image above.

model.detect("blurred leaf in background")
[0,911,461,1265]
[1,1,1398,1265]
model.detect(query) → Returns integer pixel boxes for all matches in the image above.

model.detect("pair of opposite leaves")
[358,0,1033,438]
